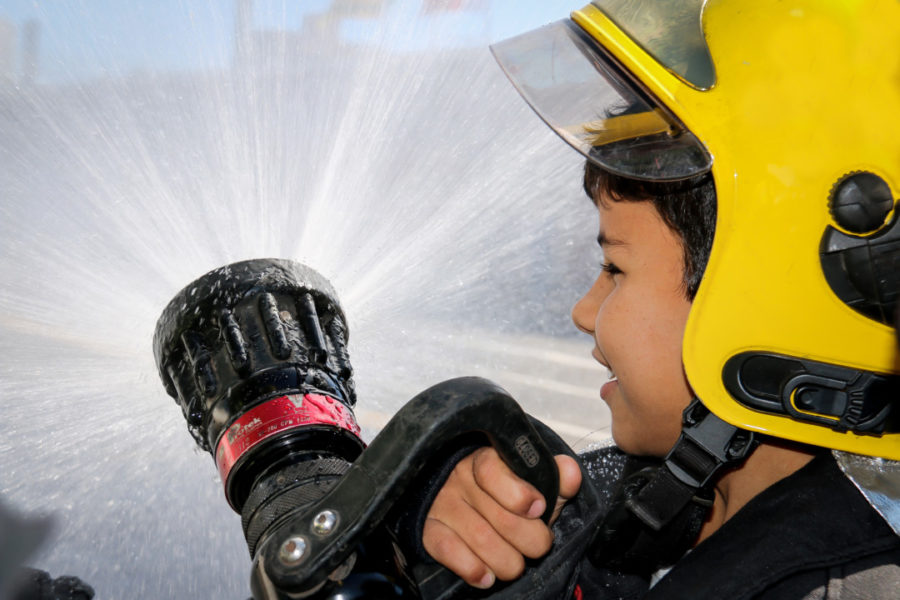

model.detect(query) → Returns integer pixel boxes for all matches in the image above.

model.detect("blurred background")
[0,1,611,597]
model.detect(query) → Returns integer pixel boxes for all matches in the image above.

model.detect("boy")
[420,1,900,597]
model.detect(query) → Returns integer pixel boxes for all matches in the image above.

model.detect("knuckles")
[489,504,523,534]
[471,448,534,514]
[492,550,526,581]
[520,524,554,559]
[468,518,499,551]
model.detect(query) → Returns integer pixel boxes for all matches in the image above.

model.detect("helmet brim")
[490,20,712,182]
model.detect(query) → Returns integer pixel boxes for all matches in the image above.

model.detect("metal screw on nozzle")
[278,536,308,566]
[312,510,338,535]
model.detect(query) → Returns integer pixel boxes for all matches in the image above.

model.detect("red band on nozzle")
[215,394,362,485]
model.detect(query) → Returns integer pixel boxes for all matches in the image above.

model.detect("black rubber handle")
[250,376,560,598]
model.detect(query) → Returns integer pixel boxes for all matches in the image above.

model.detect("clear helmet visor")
[490,20,712,182]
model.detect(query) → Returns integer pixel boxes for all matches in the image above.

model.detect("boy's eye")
[601,262,622,276]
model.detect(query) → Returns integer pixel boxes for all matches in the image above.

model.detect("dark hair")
[583,161,717,299]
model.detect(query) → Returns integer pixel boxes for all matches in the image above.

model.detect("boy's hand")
[422,447,582,589]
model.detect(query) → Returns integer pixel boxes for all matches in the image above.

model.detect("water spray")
[153,258,561,599]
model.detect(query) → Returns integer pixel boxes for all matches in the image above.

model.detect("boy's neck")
[695,440,818,546]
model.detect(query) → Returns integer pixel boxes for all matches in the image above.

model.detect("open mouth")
[591,348,618,390]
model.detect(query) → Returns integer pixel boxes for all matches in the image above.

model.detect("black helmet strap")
[588,398,758,575]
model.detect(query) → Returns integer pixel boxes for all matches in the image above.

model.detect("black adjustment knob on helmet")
[829,172,894,233]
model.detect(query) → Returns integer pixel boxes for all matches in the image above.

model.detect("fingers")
[422,448,583,589]
[470,447,547,518]
[424,449,552,583]
[463,472,555,560]
[423,518,497,589]
[470,449,583,525]
[424,505,528,583]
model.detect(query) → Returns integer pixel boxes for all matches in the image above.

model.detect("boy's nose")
[571,292,597,335]
[572,275,609,335]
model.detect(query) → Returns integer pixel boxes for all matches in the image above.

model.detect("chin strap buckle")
[588,399,758,574]
[625,399,758,531]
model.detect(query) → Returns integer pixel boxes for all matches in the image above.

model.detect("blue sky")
[0,0,570,83]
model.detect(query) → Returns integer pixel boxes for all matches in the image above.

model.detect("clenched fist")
[422,447,582,589]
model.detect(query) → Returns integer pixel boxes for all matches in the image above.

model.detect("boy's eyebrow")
[597,233,628,248]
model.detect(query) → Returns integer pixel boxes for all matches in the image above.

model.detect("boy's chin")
[610,425,673,458]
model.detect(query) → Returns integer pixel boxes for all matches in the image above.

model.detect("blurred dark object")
[7,568,94,600]
[0,500,56,600]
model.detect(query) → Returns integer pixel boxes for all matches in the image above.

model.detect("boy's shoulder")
[644,451,900,599]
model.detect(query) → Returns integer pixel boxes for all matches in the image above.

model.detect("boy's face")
[572,194,694,456]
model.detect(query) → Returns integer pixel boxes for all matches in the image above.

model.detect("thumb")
[550,454,582,524]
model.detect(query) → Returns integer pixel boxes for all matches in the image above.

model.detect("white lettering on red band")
[215,394,361,484]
